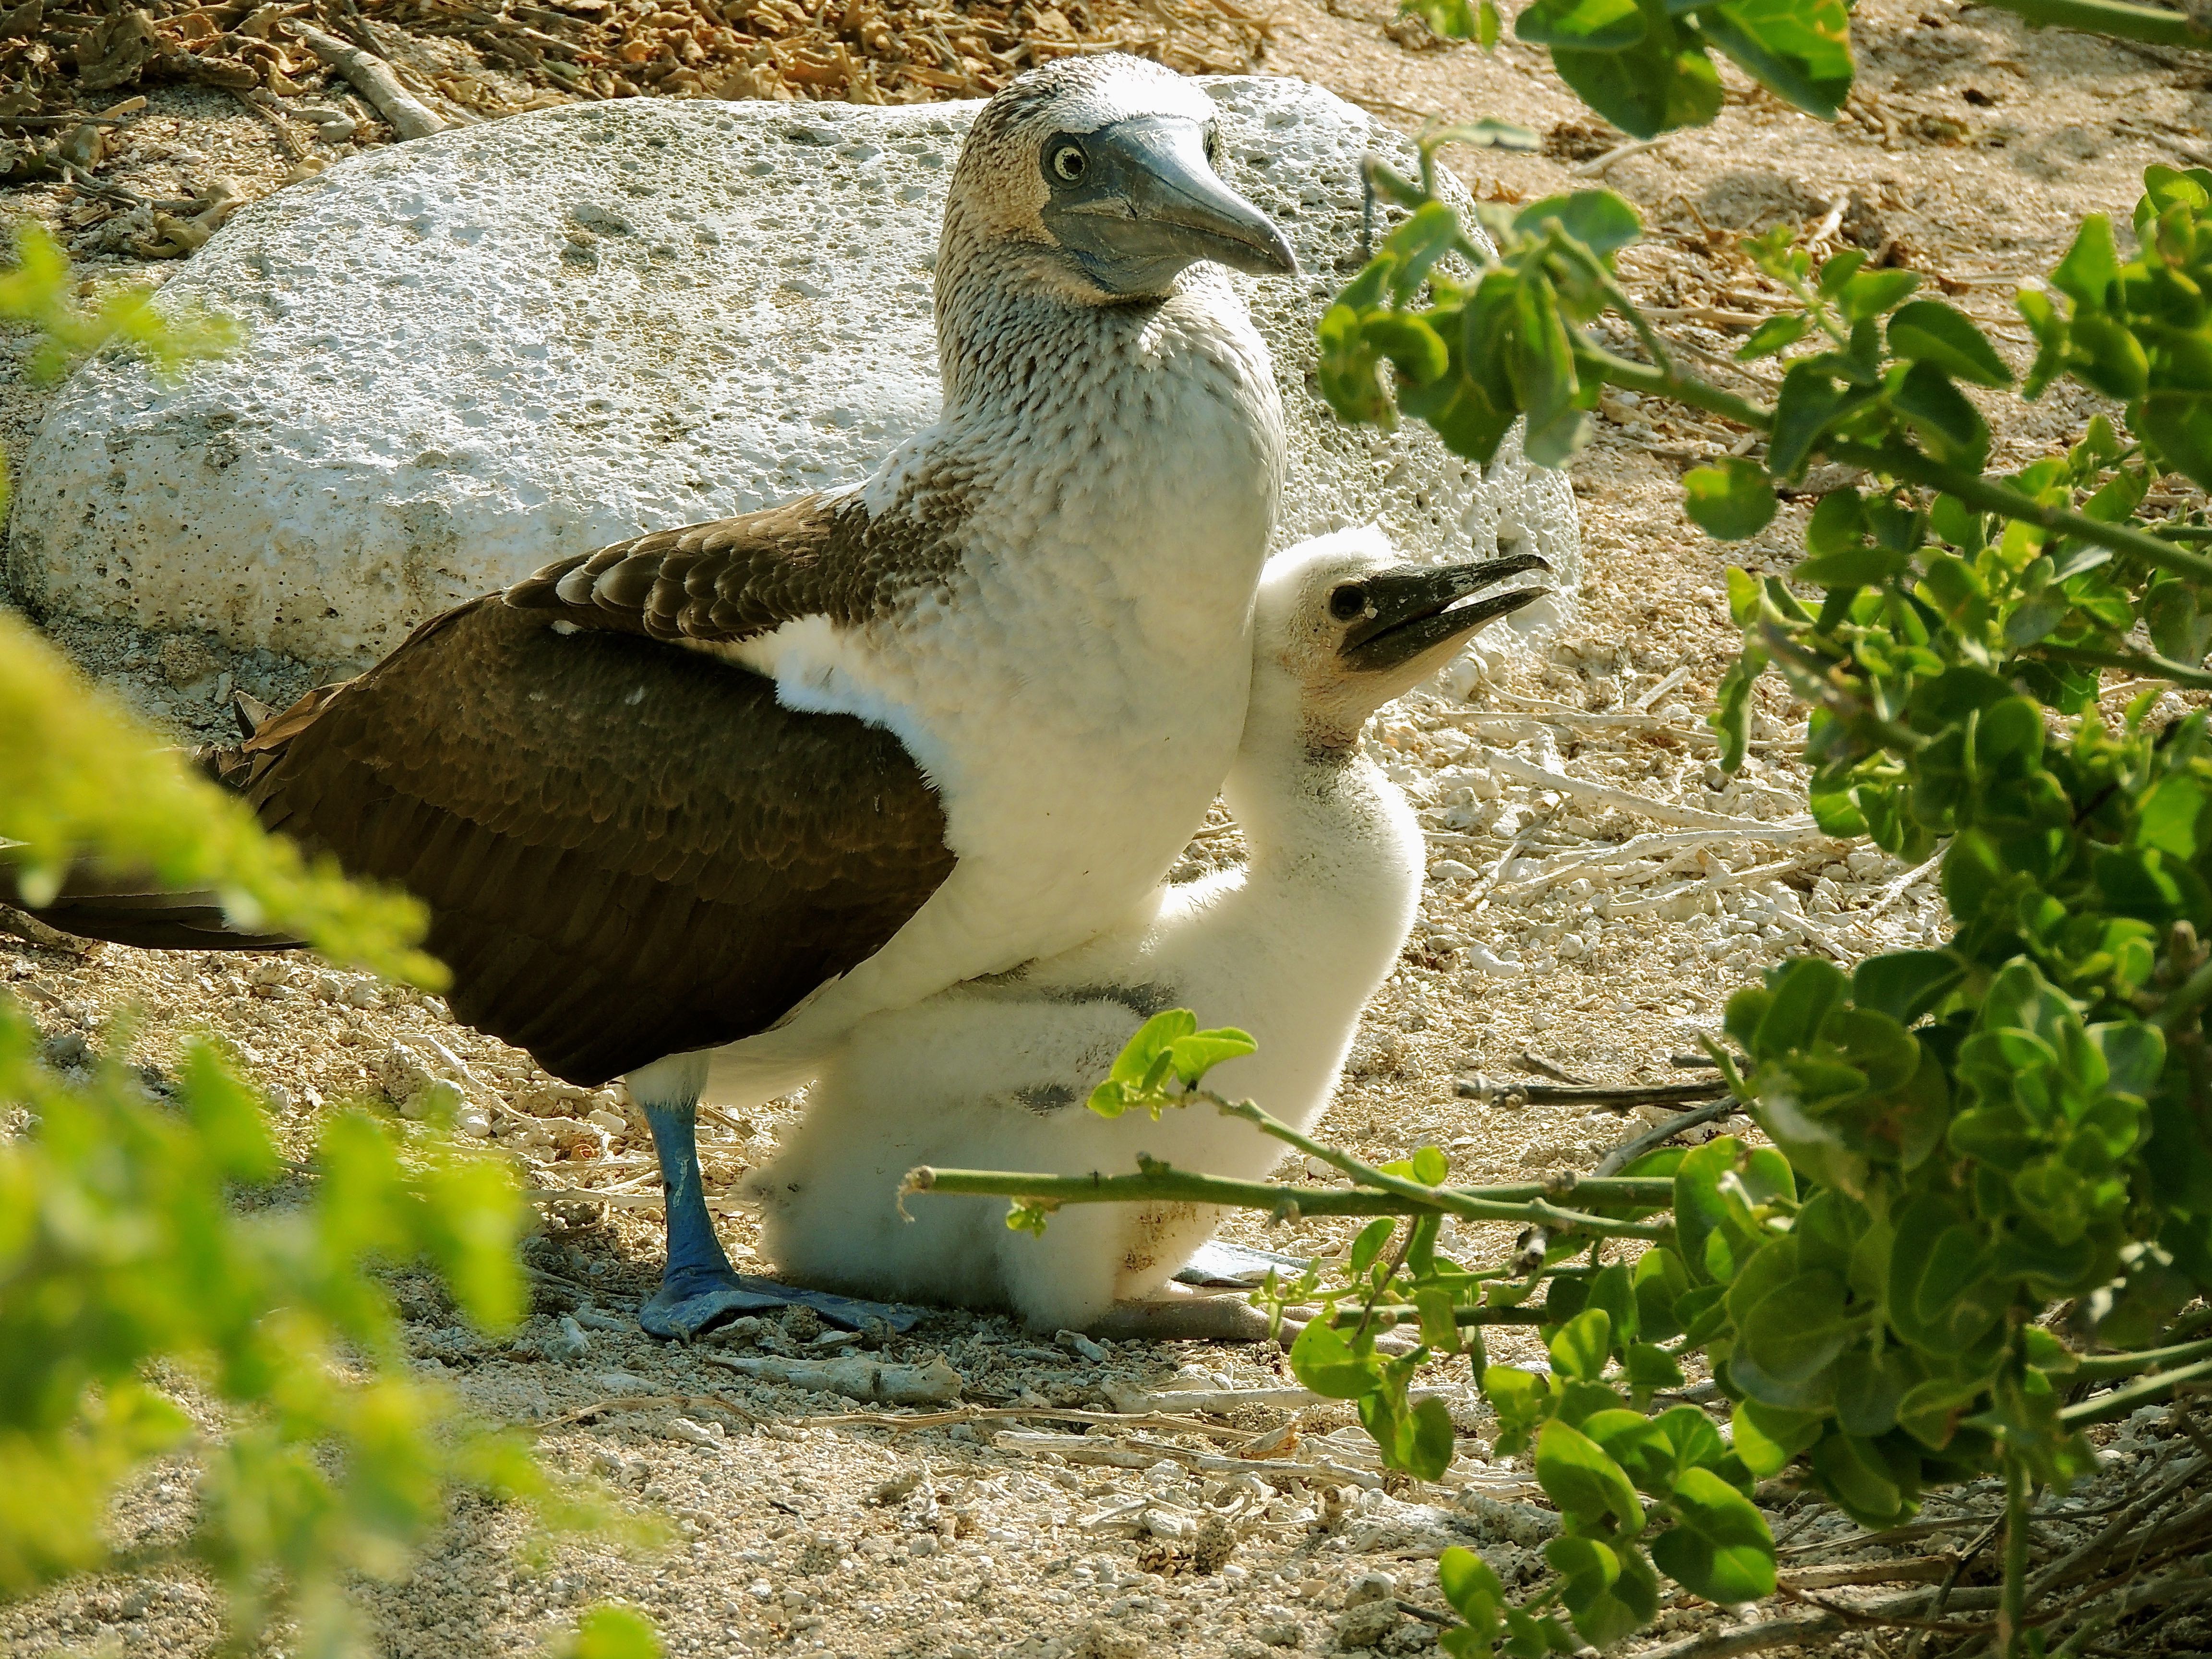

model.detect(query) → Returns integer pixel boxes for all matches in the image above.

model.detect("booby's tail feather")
[0,872,306,951]
[0,721,308,953]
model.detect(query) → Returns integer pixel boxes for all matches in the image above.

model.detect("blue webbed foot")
[631,1077,918,1339]
[639,1267,920,1339]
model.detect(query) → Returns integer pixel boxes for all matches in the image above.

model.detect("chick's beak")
[1043,116,1298,296]
[1340,552,1552,676]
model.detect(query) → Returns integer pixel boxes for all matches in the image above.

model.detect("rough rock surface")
[6,77,1577,667]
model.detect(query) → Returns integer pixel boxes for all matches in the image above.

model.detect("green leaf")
[1290,1318,1383,1399]
[1730,1399,1823,1477]
[2145,579,2212,672]
[1438,1546,1507,1633]
[1483,1363,1558,1453]
[1417,1285,1464,1354]
[1399,0,1480,38]
[1582,1407,1678,1494]
[2049,214,2119,308]
[1316,301,1393,427]
[1683,457,1779,541]
[1695,0,1854,121]
[1755,958,1850,1056]
[1834,1342,1917,1437]
[1513,190,1645,256]
[1797,542,1908,587]
[1727,1267,1856,1405]
[1507,276,1591,467]
[1737,313,1811,360]
[2138,392,2212,493]
[1544,1536,1660,1648]
[1650,1467,1776,1602]
[1587,1262,1641,1354]
[1672,1137,1744,1286]
[1836,268,1922,324]
[1549,1308,1614,1381]
[1887,1194,2005,1356]
[1108,1010,1196,1084]
[1537,1419,1646,1533]
[1412,1143,1451,1186]
[1769,362,1869,478]
[1809,1431,1913,1527]
[1409,1395,1459,1479]
[1707,649,1761,775]
[1852,950,1965,1024]
[1888,360,1989,470]
[1514,0,1646,49]
[2070,313,2150,400]
[1633,1247,1693,1340]
[1887,301,2012,387]
[1350,1216,1397,1276]
[1382,201,1467,300]
[1547,0,1723,139]
[1655,1404,1729,1478]
[1804,487,1865,555]
[1165,1025,1257,1085]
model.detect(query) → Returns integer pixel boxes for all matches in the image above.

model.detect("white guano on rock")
[7,78,1579,668]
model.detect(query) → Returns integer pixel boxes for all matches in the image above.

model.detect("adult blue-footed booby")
[12,55,1295,1339]
[747,532,1548,1336]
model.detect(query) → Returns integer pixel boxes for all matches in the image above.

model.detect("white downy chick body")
[752,528,1548,1330]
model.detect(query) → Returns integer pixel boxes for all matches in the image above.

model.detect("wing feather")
[233,596,955,1085]
[503,492,965,646]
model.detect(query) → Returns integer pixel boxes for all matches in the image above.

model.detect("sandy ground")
[6,2,2212,1655]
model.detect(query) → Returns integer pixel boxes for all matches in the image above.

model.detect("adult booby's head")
[941,55,1296,308]
[1251,529,1551,754]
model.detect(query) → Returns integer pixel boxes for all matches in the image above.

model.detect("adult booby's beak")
[1043,115,1298,298]
[1340,552,1552,676]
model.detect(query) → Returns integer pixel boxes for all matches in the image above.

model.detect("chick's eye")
[1051,142,1087,182]
[1329,584,1369,622]
[1203,125,1222,166]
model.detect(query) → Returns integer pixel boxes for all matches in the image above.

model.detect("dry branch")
[286,23,445,138]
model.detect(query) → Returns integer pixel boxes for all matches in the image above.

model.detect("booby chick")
[11,55,1295,1339]
[748,530,1548,1337]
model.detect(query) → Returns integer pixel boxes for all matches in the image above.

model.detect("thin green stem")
[1550,233,1675,380]
[2152,525,2212,541]
[1999,1449,2032,1659]
[1211,1094,1674,1238]
[1354,1222,1413,1341]
[905,1164,1674,1220]
[2032,644,2212,691]
[2069,1334,2212,1382]
[1979,0,2212,47]
[2057,1354,2212,1425]
[1822,441,2212,586]
[2155,956,2212,1034]
[1335,1301,1550,1332]
[1576,344,1774,433]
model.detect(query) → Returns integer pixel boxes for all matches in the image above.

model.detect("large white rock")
[7,77,1578,668]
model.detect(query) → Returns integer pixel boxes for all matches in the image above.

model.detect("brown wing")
[222,596,955,1086]
[505,491,966,645]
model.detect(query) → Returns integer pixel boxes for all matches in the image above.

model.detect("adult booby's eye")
[1329,583,1370,622]
[1050,141,1087,183]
